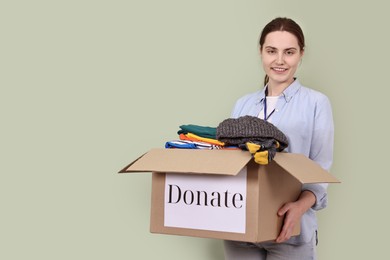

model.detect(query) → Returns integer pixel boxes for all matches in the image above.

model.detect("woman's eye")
[286,51,295,55]
[267,50,275,54]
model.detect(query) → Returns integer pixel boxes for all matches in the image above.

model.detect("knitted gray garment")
[216,115,289,150]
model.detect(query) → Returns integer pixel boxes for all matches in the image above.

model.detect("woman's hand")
[275,190,316,243]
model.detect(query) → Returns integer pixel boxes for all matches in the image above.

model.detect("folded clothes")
[216,116,289,165]
[165,140,223,150]
[216,115,288,150]
[179,133,225,146]
[165,140,197,149]
[177,124,217,139]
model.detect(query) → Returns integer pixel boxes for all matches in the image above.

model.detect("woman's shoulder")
[298,83,331,104]
[236,89,263,103]
[230,89,263,118]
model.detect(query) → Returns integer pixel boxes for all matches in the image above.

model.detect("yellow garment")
[246,142,261,154]
[185,133,225,146]
[253,150,269,165]
[246,142,270,165]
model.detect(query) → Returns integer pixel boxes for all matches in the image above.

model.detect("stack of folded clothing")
[216,115,289,165]
[164,116,288,162]
[165,124,226,150]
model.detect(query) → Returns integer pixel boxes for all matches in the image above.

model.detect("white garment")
[258,96,279,122]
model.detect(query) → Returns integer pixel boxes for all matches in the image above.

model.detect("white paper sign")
[164,167,247,233]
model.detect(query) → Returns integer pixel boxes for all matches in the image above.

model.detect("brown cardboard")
[119,148,339,243]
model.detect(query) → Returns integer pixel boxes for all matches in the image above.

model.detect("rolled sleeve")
[302,183,328,210]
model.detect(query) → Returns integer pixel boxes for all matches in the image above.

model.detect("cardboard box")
[119,148,339,243]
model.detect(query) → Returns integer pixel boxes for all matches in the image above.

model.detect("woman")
[224,17,334,260]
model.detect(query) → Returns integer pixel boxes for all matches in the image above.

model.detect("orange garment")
[179,133,225,146]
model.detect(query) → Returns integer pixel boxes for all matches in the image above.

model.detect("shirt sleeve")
[304,95,334,211]
[230,99,241,118]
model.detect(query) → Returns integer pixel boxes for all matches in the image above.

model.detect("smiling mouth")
[272,67,288,72]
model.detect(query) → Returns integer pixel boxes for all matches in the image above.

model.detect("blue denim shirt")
[231,79,334,244]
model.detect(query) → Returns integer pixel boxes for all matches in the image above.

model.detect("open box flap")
[119,148,252,176]
[273,152,340,184]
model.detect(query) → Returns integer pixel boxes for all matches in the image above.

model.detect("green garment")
[177,124,217,139]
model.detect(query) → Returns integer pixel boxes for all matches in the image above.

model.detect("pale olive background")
[1,1,389,259]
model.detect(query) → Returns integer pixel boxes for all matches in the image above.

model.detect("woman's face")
[260,31,304,87]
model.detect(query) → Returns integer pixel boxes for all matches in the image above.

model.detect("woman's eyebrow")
[264,46,298,51]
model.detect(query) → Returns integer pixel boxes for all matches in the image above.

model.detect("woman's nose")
[275,54,284,65]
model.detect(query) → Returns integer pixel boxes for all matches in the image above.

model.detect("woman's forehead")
[263,31,300,49]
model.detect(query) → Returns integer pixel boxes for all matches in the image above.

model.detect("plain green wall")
[2,0,389,259]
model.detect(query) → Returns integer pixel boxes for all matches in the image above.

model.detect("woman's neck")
[267,79,294,96]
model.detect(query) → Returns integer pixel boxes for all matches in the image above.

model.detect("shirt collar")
[258,78,302,103]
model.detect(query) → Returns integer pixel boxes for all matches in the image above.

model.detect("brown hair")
[259,17,305,86]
